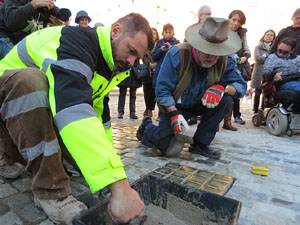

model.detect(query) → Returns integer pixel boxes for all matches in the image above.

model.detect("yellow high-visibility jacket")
[0,25,130,193]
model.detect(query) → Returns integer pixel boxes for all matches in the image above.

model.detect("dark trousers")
[142,95,233,151]
[143,82,156,111]
[253,89,262,113]
[0,68,71,199]
[117,86,137,115]
[233,98,241,118]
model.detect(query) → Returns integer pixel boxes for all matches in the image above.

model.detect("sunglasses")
[277,49,290,55]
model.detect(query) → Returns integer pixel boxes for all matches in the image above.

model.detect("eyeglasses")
[277,49,290,55]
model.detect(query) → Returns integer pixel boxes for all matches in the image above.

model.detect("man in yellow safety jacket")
[0,12,154,224]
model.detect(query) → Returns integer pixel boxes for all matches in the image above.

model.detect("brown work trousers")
[0,68,72,199]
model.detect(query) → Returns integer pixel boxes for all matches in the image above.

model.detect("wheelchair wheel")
[252,114,261,127]
[266,108,288,136]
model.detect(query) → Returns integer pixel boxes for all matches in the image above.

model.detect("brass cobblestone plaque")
[152,163,235,196]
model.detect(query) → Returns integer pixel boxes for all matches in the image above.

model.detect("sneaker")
[234,116,246,125]
[0,159,24,179]
[136,116,152,141]
[34,195,87,225]
[189,142,221,159]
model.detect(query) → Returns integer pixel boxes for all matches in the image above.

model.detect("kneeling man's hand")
[202,85,225,108]
[169,110,190,134]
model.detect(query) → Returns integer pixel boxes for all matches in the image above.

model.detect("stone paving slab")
[0,94,299,224]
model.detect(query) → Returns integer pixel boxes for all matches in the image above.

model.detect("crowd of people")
[0,1,299,224]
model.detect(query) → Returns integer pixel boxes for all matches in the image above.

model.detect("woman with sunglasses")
[250,30,276,113]
[263,37,300,96]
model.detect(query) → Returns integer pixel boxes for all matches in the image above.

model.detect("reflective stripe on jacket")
[0,25,130,193]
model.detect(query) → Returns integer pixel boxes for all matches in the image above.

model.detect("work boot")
[136,116,152,141]
[0,159,24,179]
[34,195,88,225]
[222,103,237,131]
[189,141,221,159]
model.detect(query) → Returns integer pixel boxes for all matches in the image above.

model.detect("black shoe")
[118,113,123,119]
[188,115,197,125]
[130,114,138,119]
[136,116,152,141]
[189,142,221,159]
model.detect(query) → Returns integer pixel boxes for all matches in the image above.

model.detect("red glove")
[201,85,225,108]
[169,110,190,134]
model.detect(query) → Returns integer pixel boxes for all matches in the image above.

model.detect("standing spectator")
[223,10,251,130]
[270,8,300,56]
[197,5,211,23]
[143,27,160,118]
[75,10,91,27]
[0,0,68,60]
[117,61,142,119]
[251,29,276,113]
[152,23,180,120]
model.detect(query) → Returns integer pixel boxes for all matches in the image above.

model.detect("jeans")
[0,37,14,60]
[280,80,300,96]
[142,95,233,151]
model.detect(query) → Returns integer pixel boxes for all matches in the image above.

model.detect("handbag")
[260,81,276,95]
[132,63,150,81]
[241,60,252,81]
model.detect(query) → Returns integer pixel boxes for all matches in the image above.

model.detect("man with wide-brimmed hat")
[136,17,247,159]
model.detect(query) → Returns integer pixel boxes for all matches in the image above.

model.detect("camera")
[163,43,169,48]
[38,6,71,25]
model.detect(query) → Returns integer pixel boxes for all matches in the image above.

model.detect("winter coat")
[263,54,300,81]
[250,41,272,89]
[151,37,180,88]
[0,0,47,44]
[0,25,129,193]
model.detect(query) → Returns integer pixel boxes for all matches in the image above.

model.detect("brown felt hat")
[185,17,241,56]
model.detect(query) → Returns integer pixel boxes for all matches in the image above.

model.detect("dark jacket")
[151,37,180,88]
[118,62,142,88]
[0,0,45,44]
[270,26,300,55]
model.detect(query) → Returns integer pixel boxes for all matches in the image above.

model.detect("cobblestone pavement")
[0,92,300,225]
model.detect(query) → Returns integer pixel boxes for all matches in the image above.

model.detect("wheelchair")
[252,81,300,137]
